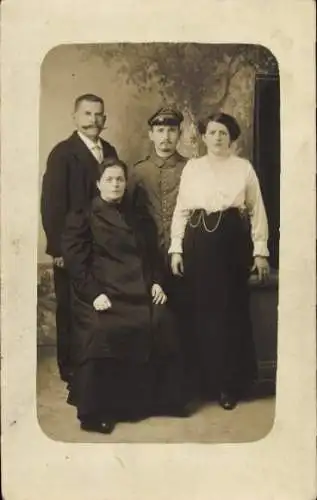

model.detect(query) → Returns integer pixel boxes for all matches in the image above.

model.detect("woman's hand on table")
[93,293,112,311]
[171,253,184,277]
[151,284,167,305]
[252,256,270,281]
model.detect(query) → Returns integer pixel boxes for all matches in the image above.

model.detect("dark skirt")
[68,304,185,422]
[182,208,258,398]
[69,358,152,422]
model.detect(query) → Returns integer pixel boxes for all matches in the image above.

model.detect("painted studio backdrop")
[38,43,280,383]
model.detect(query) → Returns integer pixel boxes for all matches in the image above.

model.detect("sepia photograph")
[37,43,280,443]
[1,1,315,498]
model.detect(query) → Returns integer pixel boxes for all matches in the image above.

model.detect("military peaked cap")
[148,106,184,126]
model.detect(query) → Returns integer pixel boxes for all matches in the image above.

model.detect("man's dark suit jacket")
[41,131,118,257]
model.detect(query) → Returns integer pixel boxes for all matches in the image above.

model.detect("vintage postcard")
[1,0,316,499]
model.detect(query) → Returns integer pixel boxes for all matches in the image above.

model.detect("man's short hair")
[74,94,104,111]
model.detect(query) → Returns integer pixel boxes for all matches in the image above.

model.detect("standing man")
[130,107,186,289]
[129,106,191,414]
[41,93,118,384]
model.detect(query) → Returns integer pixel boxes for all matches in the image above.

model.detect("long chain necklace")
[202,210,223,233]
[188,210,202,228]
[189,209,223,233]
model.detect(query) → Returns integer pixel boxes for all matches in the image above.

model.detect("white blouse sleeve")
[168,161,192,254]
[245,163,270,257]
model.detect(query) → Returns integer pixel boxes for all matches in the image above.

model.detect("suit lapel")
[69,131,99,162]
[100,138,115,159]
[68,132,117,181]
[67,132,102,185]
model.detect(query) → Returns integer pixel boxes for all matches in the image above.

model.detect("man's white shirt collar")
[77,130,102,151]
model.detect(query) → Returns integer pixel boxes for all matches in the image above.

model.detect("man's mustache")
[83,125,106,131]
[83,125,101,129]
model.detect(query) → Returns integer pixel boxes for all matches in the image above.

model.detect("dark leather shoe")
[219,392,238,410]
[80,419,116,434]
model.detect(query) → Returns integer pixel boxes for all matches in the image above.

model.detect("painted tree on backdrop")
[79,43,278,159]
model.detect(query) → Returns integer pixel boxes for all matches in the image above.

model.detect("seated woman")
[61,157,185,434]
[170,112,270,410]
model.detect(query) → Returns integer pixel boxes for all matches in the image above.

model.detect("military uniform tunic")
[130,151,187,272]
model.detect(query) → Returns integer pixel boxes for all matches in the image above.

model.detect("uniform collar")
[150,150,182,168]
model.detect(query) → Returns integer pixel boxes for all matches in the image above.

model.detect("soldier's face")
[73,100,106,141]
[149,125,181,156]
[97,166,126,203]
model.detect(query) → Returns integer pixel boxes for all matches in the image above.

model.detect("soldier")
[129,106,193,414]
[130,107,186,288]
[41,93,118,385]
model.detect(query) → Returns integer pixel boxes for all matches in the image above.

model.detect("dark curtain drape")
[253,74,280,270]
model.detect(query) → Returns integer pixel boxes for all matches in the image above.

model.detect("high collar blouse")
[169,153,269,257]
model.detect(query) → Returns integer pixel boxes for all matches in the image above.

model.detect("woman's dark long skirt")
[67,303,184,422]
[69,358,152,422]
[182,208,258,399]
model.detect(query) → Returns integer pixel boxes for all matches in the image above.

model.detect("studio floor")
[37,346,276,444]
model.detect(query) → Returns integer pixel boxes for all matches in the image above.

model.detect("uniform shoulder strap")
[133,155,150,168]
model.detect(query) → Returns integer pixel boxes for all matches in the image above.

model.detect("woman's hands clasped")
[93,293,112,311]
[151,283,167,305]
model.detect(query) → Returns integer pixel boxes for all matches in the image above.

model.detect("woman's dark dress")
[62,197,180,422]
[182,208,258,399]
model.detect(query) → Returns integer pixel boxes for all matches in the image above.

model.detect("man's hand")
[171,253,184,277]
[93,294,112,311]
[53,256,64,268]
[151,284,167,305]
[252,256,270,281]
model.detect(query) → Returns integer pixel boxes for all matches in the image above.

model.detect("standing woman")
[170,112,270,410]
[61,158,174,434]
